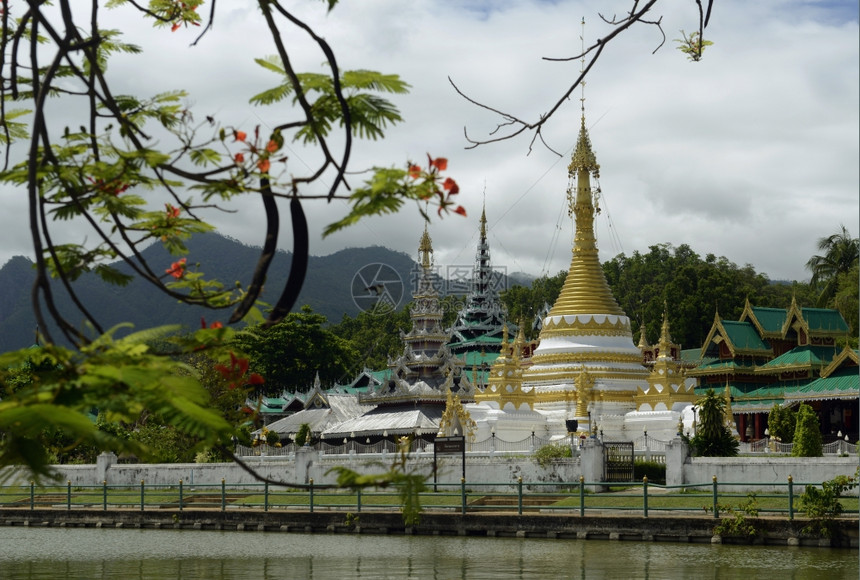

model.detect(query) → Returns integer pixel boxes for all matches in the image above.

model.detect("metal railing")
[0,476,854,520]
[237,434,857,458]
[237,433,657,458]
[738,438,858,456]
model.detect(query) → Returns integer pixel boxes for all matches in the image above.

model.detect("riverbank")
[1,507,855,549]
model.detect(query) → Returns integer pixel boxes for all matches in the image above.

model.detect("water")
[0,527,856,579]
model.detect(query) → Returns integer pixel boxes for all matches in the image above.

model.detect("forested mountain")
[0,234,419,352]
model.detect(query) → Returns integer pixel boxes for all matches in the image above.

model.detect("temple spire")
[418,223,433,270]
[548,112,623,317]
[480,201,487,240]
[657,307,672,359]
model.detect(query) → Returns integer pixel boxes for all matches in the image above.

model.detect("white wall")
[5,445,857,495]
[682,455,859,493]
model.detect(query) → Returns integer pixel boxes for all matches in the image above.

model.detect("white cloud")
[0,0,856,286]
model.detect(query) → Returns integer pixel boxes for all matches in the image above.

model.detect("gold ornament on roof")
[439,387,477,440]
[568,116,600,176]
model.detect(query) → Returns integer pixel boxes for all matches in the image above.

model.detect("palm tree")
[805,225,859,307]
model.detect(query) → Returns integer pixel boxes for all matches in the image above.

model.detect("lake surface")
[0,527,856,579]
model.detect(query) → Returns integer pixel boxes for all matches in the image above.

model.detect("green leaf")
[189,148,222,167]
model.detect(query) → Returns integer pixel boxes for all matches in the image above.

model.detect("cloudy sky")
[1,1,857,284]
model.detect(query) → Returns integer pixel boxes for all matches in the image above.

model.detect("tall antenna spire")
[580,17,586,119]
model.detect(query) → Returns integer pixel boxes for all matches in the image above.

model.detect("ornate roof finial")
[658,307,672,358]
[569,117,599,176]
[637,318,650,349]
[580,18,587,118]
[568,18,598,177]
[418,224,433,269]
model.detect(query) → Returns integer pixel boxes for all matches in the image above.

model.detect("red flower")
[165,258,186,279]
[215,351,264,390]
[453,205,467,217]
[234,130,247,142]
[443,177,459,194]
[408,165,421,179]
[257,158,271,173]
[171,22,181,32]
[428,156,447,171]
[266,140,278,153]
[234,152,245,163]
[88,177,129,196]
[201,317,223,329]
[165,204,181,219]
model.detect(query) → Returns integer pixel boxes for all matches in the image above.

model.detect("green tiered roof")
[800,307,850,333]
[694,301,856,413]
[748,306,786,334]
[755,345,839,373]
[720,321,771,352]
[789,366,860,401]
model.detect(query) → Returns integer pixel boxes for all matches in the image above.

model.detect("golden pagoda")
[520,112,650,432]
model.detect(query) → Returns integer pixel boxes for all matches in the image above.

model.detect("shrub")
[711,493,760,540]
[295,423,311,447]
[767,404,796,443]
[800,469,858,538]
[690,389,739,457]
[634,460,666,484]
[791,404,822,457]
[235,425,253,447]
[265,427,281,446]
[534,443,572,468]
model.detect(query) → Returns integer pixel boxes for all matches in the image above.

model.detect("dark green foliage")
[330,306,411,372]
[689,389,739,457]
[232,306,359,394]
[767,404,796,443]
[833,262,859,343]
[295,423,311,447]
[806,225,859,308]
[235,425,253,447]
[792,404,823,457]
[501,271,566,340]
[602,243,815,348]
[265,428,281,446]
[130,423,198,464]
[634,460,666,484]
[500,243,819,348]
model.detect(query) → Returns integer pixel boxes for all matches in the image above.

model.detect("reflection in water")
[0,527,855,579]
